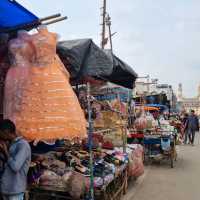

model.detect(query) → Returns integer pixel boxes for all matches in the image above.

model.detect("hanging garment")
[4,28,86,142]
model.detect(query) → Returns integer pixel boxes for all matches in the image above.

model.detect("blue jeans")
[2,193,24,200]
[188,129,196,144]
[184,130,190,144]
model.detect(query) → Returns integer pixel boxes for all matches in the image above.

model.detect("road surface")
[123,133,200,200]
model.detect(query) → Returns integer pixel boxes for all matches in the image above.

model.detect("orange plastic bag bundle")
[4,27,86,142]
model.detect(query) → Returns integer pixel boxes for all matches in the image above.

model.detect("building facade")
[177,84,200,115]
[133,80,177,110]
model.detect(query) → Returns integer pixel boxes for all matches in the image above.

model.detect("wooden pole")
[108,20,113,52]
[101,0,107,49]
[106,14,113,52]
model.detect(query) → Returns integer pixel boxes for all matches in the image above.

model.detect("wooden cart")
[95,166,128,200]
[144,133,177,168]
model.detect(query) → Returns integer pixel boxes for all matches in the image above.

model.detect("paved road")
[123,134,200,200]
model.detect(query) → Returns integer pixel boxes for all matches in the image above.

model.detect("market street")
[124,133,200,200]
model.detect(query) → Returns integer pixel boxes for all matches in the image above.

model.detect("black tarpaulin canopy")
[103,50,138,88]
[57,39,137,89]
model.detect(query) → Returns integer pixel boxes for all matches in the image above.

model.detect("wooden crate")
[95,168,128,200]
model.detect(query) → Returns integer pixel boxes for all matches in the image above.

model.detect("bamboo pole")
[101,0,107,49]
[87,82,94,200]
[39,14,61,22]
[42,16,68,26]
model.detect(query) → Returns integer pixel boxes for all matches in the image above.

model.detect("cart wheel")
[174,150,178,161]
[142,152,145,162]
[170,154,174,168]
[144,156,151,166]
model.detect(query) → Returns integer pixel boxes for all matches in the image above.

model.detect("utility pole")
[101,0,107,49]
[105,14,113,52]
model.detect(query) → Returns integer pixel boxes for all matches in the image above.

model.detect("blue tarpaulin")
[0,0,39,32]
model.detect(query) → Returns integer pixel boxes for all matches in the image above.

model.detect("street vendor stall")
[0,1,143,200]
[127,105,158,144]
[1,30,136,200]
[72,83,143,199]
[57,39,144,199]
[127,103,178,168]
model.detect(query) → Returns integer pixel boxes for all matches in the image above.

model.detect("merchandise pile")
[28,141,144,198]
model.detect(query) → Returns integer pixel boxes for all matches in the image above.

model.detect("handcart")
[143,132,177,168]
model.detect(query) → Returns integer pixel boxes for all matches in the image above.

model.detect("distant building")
[177,83,200,115]
[134,79,177,111]
[155,84,177,110]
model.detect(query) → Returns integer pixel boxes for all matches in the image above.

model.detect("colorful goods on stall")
[28,141,142,199]
[127,144,144,177]
[102,129,124,147]
[146,114,156,129]
[134,106,157,131]
[4,27,86,142]
[134,114,147,131]
[90,99,127,148]
[93,101,125,128]
[101,110,123,128]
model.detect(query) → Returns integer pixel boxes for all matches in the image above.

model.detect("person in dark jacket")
[0,120,31,200]
[187,110,199,145]
[182,113,189,144]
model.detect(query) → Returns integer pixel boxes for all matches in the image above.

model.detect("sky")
[18,0,200,97]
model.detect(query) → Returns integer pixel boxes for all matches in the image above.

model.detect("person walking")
[182,113,189,144]
[0,119,31,200]
[187,110,199,146]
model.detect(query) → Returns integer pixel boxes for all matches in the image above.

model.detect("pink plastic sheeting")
[128,145,144,177]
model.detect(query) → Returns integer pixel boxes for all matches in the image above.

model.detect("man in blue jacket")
[0,120,31,200]
[187,110,199,145]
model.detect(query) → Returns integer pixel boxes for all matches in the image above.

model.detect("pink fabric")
[128,145,144,177]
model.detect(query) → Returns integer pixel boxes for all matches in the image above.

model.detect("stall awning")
[104,50,138,89]
[136,106,159,111]
[145,104,169,111]
[57,39,113,80]
[57,39,138,89]
[0,0,39,33]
